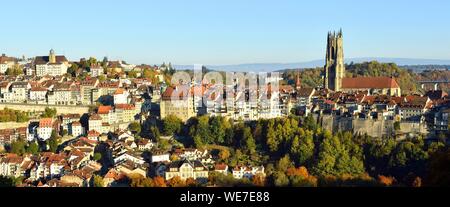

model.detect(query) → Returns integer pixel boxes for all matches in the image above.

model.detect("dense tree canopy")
[0,108,29,122]
[162,115,183,136]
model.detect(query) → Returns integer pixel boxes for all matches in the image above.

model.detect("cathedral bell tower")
[324,30,345,91]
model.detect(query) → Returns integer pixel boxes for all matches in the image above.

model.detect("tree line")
[160,114,449,187]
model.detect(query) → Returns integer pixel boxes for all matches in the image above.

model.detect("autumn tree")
[185,178,197,187]
[168,176,185,187]
[93,175,104,187]
[130,176,154,187]
[252,174,266,187]
[153,176,167,187]
[378,175,396,187]
[219,149,231,161]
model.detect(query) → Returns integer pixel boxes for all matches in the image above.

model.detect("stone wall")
[319,114,428,138]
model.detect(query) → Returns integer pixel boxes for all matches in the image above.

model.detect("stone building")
[34,49,70,77]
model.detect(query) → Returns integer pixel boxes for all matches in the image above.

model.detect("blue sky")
[1,0,449,65]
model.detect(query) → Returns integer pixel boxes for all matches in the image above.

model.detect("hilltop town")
[0,31,449,187]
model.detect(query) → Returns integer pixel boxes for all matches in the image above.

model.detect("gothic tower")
[324,30,345,91]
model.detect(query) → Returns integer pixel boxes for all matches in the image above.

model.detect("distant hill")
[175,58,450,72]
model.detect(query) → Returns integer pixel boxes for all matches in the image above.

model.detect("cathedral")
[323,30,401,96]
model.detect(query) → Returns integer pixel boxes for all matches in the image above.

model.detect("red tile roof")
[115,104,135,110]
[87,130,100,137]
[39,118,53,128]
[342,77,400,89]
[98,105,113,114]
[89,114,102,121]
[215,163,228,171]
[114,88,125,95]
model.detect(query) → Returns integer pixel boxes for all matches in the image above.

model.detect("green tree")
[193,135,204,148]
[93,153,102,161]
[5,65,24,76]
[290,129,315,166]
[394,121,401,131]
[67,64,79,77]
[273,172,289,187]
[241,127,256,155]
[150,126,161,141]
[266,124,279,153]
[129,122,141,135]
[47,130,59,153]
[93,175,104,187]
[209,117,226,144]
[163,115,182,136]
[10,140,26,155]
[127,71,138,78]
[303,114,318,131]
[88,57,97,67]
[41,107,57,118]
[388,141,429,178]
[312,131,365,177]
[98,75,107,82]
[26,142,40,155]
[0,176,16,187]
[277,155,293,172]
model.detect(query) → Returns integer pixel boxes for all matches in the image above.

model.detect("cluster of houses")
[0,50,164,107]
[0,75,156,106]
[0,129,266,187]
[0,148,102,187]
[158,73,450,139]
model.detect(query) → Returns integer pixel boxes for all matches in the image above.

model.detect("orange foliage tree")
[378,175,396,187]
[185,178,197,187]
[153,176,167,187]
[168,176,186,187]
